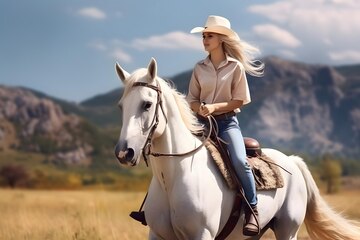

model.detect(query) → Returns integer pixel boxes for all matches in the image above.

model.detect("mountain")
[79,88,123,127]
[1,57,358,160]
[243,57,359,157]
[0,86,112,165]
[24,86,123,128]
[79,56,360,158]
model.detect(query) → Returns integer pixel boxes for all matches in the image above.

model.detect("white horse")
[114,58,360,240]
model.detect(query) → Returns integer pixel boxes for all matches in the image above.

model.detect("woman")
[186,15,264,236]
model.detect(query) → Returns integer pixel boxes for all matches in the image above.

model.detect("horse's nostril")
[126,148,134,161]
[115,143,135,164]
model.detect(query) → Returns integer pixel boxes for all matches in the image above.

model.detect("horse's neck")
[153,93,200,158]
[152,116,199,159]
[150,110,201,185]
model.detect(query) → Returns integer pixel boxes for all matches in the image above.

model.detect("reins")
[132,81,212,165]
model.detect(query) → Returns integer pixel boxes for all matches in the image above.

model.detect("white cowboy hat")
[190,15,238,39]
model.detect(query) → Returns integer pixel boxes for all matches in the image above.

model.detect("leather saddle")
[243,137,262,157]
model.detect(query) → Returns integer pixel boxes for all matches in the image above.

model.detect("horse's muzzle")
[115,143,135,165]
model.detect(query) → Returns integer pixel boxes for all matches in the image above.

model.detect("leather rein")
[132,81,212,166]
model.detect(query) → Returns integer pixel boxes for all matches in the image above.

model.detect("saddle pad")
[205,141,284,190]
[247,155,284,190]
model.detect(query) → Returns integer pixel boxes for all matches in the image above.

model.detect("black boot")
[243,205,260,236]
[129,211,147,226]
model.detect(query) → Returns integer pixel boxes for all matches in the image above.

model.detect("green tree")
[320,155,342,194]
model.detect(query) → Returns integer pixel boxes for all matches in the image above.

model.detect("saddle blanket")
[205,141,284,190]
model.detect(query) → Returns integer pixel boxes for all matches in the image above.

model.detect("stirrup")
[129,211,147,226]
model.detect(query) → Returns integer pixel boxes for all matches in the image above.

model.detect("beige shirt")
[186,55,251,114]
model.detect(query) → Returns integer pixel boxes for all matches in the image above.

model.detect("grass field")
[0,189,359,240]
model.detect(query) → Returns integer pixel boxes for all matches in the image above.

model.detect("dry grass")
[0,189,359,240]
[0,190,148,240]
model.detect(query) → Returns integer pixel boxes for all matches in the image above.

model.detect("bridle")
[131,81,212,166]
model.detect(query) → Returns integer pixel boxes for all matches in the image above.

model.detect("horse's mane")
[121,68,203,134]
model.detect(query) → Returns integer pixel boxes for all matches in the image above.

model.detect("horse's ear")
[115,62,130,83]
[147,58,157,82]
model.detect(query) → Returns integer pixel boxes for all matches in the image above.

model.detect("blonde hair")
[220,34,264,77]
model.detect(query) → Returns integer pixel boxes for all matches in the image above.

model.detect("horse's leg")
[271,197,306,238]
[148,230,164,240]
[172,228,213,240]
[195,230,213,240]
[272,172,307,240]
[272,223,300,240]
[148,207,214,240]
[272,194,305,240]
[170,200,218,240]
[148,230,212,240]
[145,179,178,240]
[146,175,219,240]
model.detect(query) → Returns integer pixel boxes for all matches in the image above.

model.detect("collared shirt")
[186,55,251,114]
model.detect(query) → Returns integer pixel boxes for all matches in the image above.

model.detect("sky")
[1,0,359,103]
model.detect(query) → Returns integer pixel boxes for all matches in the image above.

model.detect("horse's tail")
[290,155,360,240]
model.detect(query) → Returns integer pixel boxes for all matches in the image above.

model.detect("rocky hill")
[0,86,104,165]
[243,57,359,157]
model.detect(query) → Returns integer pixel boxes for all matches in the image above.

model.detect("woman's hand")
[198,103,215,117]
[197,100,243,117]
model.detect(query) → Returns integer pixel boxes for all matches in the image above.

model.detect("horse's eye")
[143,101,152,111]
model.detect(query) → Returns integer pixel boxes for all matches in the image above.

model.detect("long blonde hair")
[220,34,264,77]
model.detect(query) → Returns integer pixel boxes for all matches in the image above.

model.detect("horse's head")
[114,58,167,166]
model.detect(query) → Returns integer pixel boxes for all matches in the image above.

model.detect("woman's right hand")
[198,103,215,117]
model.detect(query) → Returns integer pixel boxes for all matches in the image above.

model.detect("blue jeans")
[215,116,257,206]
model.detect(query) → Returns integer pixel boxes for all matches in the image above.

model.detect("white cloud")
[249,0,359,25]
[329,50,360,62]
[110,48,132,63]
[89,32,202,65]
[253,24,301,48]
[330,0,358,6]
[248,2,292,23]
[88,39,132,63]
[132,31,202,51]
[77,7,106,20]
[88,42,107,51]
[248,0,360,64]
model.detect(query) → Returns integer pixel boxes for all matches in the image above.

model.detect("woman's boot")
[243,204,260,236]
[129,211,147,226]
